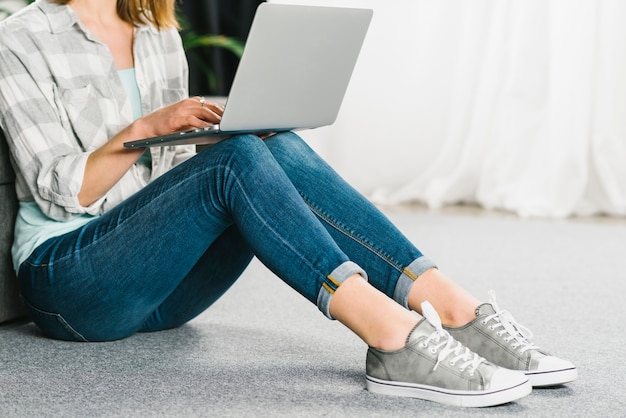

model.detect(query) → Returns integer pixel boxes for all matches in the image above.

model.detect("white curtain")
[272,0,626,218]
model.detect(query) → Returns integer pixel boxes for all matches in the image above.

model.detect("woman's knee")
[264,132,317,164]
[265,131,306,149]
[200,132,254,151]
[193,135,275,177]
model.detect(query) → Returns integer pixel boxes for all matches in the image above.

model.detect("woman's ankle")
[408,269,481,327]
[368,320,418,351]
[330,274,419,351]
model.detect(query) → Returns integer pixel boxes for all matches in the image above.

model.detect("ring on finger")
[199,96,206,107]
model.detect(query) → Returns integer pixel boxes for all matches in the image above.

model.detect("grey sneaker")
[366,301,531,407]
[445,291,578,387]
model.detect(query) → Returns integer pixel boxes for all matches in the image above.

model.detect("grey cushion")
[0,128,14,184]
[0,130,26,323]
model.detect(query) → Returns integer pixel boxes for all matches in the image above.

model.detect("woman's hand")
[132,96,224,139]
[78,97,224,206]
[140,96,224,137]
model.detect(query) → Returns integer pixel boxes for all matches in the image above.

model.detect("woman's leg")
[264,132,575,387]
[18,135,361,341]
[139,224,254,332]
[264,132,478,325]
[17,133,533,405]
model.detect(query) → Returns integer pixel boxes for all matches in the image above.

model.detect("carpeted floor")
[1,205,624,417]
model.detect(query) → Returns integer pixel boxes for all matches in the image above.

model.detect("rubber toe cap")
[489,368,529,391]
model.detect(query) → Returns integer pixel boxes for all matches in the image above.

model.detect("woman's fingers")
[191,96,224,124]
[136,97,226,138]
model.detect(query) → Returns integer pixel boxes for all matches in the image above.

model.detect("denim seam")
[323,274,341,293]
[317,260,367,319]
[393,257,438,309]
[21,296,89,342]
[302,196,406,276]
[299,194,439,308]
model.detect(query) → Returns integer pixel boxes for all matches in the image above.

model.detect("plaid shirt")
[0,0,195,221]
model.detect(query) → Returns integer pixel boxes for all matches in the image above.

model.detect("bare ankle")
[439,307,477,328]
[330,274,419,351]
[408,269,481,327]
[370,319,418,351]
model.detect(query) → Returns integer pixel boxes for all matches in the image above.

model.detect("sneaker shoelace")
[483,290,539,354]
[421,301,484,375]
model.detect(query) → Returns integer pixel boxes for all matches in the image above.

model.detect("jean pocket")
[21,298,89,342]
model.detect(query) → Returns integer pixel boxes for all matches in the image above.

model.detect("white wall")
[268,1,626,218]
[269,0,453,194]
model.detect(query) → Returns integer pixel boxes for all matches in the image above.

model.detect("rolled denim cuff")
[317,261,368,319]
[392,256,438,309]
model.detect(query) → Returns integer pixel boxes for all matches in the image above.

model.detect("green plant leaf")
[183,34,244,57]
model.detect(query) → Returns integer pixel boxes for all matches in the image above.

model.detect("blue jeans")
[18,133,436,342]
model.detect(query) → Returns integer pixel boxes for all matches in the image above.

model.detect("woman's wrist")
[125,117,153,141]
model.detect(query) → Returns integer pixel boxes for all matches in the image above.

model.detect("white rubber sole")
[527,367,578,387]
[366,375,532,408]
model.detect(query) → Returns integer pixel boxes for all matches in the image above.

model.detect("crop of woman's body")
[62,0,223,206]
[0,0,576,407]
[65,0,478,351]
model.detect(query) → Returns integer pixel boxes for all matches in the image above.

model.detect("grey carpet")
[1,205,624,417]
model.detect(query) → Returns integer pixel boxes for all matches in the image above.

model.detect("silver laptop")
[124,3,373,148]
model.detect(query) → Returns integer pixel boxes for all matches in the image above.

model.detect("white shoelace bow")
[421,301,484,375]
[483,290,539,354]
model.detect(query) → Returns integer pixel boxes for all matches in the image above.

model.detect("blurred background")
[276,0,626,219]
[177,0,262,96]
[2,0,625,219]
[0,0,261,96]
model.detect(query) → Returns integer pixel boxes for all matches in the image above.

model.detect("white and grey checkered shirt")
[0,0,195,221]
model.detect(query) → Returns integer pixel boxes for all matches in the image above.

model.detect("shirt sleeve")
[0,28,94,221]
